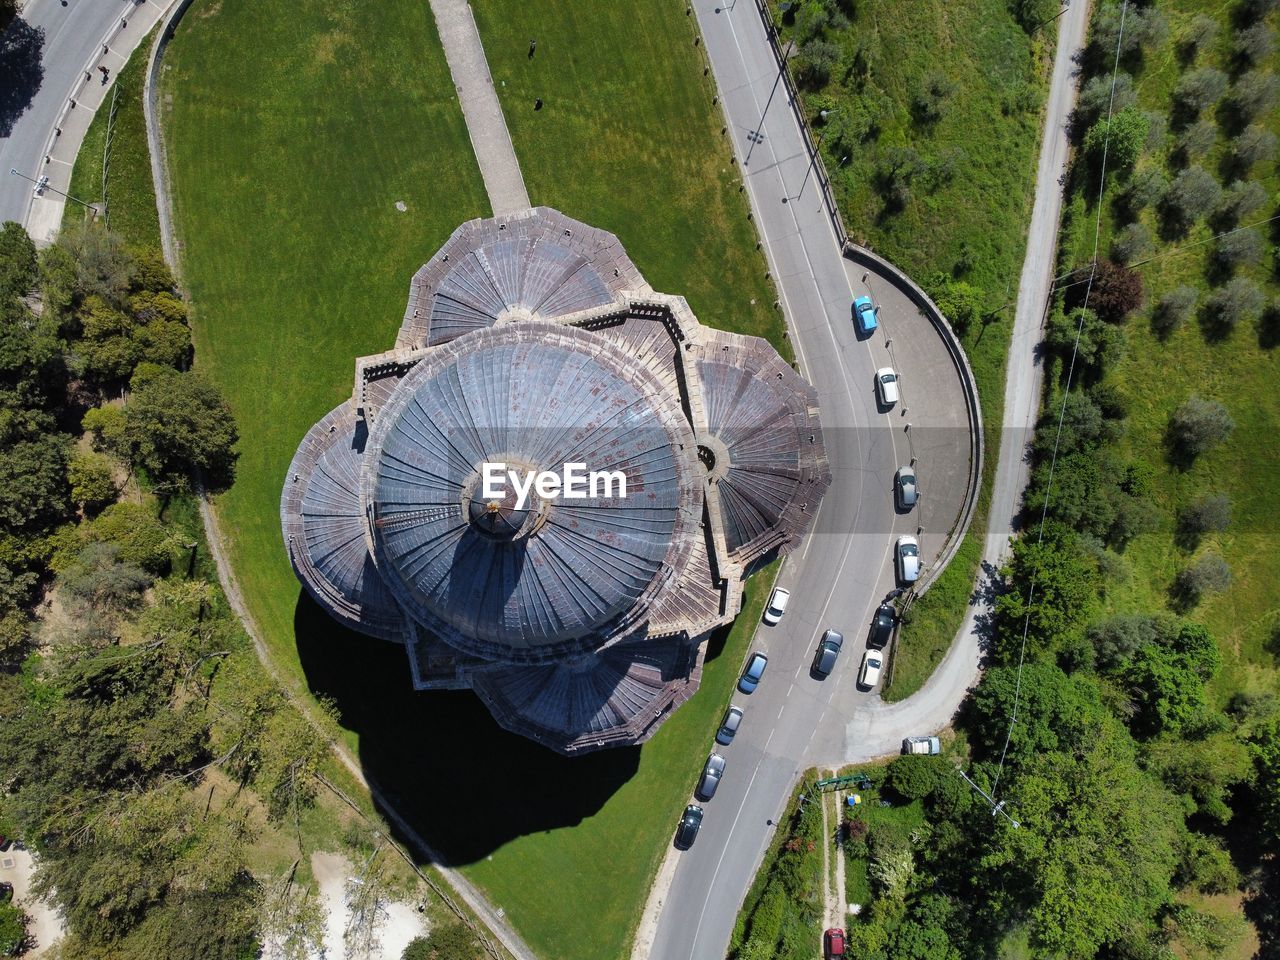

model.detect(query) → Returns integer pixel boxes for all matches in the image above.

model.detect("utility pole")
[954,767,1021,829]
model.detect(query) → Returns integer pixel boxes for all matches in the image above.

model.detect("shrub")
[1122,167,1167,213]
[876,146,927,211]
[912,72,956,123]
[886,755,944,800]
[795,39,841,88]
[1167,396,1234,462]
[1173,68,1228,115]
[1232,124,1277,168]
[1175,119,1217,161]
[1089,259,1145,322]
[1173,553,1232,607]
[1216,179,1268,225]
[59,541,152,613]
[1179,14,1218,60]
[87,502,175,573]
[1076,73,1135,129]
[1152,285,1197,337]
[1203,277,1264,333]
[67,451,116,513]
[1161,166,1221,232]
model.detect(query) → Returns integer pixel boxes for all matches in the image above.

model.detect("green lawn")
[64,28,161,248]
[161,1,789,957]
[1056,0,1280,707]
[472,0,784,350]
[769,0,1054,699]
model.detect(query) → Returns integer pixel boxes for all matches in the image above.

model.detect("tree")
[928,275,985,335]
[1083,108,1148,168]
[59,541,153,614]
[1232,124,1277,168]
[1152,285,1197,337]
[1202,277,1263,333]
[1252,721,1280,847]
[889,919,962,960]
[54,219,136,308]
[886,755,945,800]
[993,529,1098,663]
[1234,22,1276,65]
[984,727,1183,959]
[0,432,69,535]
[1093,3,1167,59]
[1075,73,1136,130]
[1110,222,1152,264]
[876,146,926,211]
[1175,118,1217,160]
[1173,68,1228,114]
[1120,166,1167,214]
[1160,166,1221,232]
[1124,645,1208,736]
[260,873,327,960]
[1216,179,1268,227]
[1011,0,1057,32]
[68,450,117,513]
[1179,14,1219,61]
[1167,396,1233,462]
[1089,259,1144,322]
[1214,229,1265,273]
[1177,492,1230,547]
[0,220,37,302]
[122,365,239,487]
[1229,70,1279,122]
[82,403,130,458]
[1172,553,1231,608]
[1087,613,1177,671]
[0,900,26,957]
[966,663,1108,765]
[405,922,482,960]
[1045,307,1125,374]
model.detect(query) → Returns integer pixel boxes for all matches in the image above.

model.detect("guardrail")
[842,242,984,598]
[747,0,848,247]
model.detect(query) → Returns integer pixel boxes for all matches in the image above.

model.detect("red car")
[824,927,846,958]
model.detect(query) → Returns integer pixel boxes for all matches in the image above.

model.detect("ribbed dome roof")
[366,323,700,659]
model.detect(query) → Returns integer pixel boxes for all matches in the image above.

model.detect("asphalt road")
[645,0,1090,957]
[0,0,145,228]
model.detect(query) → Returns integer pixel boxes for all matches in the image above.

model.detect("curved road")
[641,1,1091,958]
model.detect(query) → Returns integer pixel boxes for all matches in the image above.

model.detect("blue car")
[853,295,878,335]
[738,652,768,693]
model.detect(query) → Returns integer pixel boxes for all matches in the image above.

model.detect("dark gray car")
[895,465,918,511]
[697,753,726,800]
[675,804,703,849]
[811,629,844,678]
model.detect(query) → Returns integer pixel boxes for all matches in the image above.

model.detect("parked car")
[675,804,704,849]
[869,602,896,650]
[853,295,878,335]
[824,926,847,958]
[895,464,918,510]
[762,587,790,625]
[858,650,883,690]
[875,367,900,407]
[697,753,727,801]
[895,535,920,584]
[811,629,844,678]
[716,705,744,745]
[902,735,941,755]
[739,652,769,693]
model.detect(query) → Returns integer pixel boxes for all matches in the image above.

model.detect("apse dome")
[363,322,701,661]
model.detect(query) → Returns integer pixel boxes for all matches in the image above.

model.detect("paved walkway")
[427,0,530,216]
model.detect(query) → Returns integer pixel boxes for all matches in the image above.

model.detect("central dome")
[366,323,699,660]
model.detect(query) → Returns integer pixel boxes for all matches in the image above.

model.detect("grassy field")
[472,0,784,350]
[64,29,161,249]
[160,0,788,956]
[769,0,1055,699]
[1054,0,1279,708]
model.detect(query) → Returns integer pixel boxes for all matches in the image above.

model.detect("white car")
[902,735,941,755]
[762,587,790,625]
[875,367,900,407]
[895,535,920,584]
[858,650,883,690]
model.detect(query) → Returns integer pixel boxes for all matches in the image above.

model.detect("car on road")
[811,629,844,678]
[895,535,920,584]
[895,464,918,510]
[824,926,847,958]
[875,367,900,407]
[869,602,896,649]
[903,735,942,755]
[739,652,769,693]
[716,705,744,745]
[858,650,883,690]
[697,753,727,800]
[675,804,703,849]
[853,295,878,335]
[762,587,790,625]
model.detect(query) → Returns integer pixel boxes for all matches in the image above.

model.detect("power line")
[988,0,1130,804]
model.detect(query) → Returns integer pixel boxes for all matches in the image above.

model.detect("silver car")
[697,753,726,800]
[716,705,744,745]
[895,465,918,511]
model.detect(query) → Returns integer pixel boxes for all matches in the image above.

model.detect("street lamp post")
[9,168,98,212]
